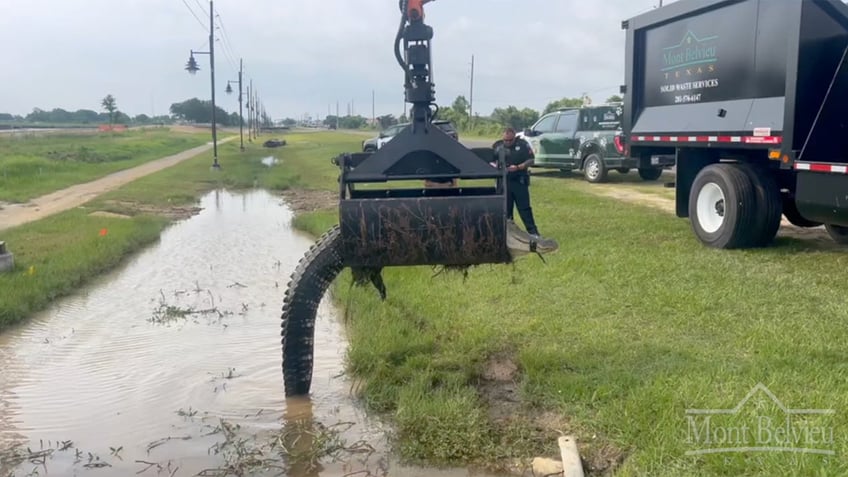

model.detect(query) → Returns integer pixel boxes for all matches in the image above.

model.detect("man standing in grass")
[491,127,542,238]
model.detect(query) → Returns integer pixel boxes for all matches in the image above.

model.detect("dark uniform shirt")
[492,137,534,178]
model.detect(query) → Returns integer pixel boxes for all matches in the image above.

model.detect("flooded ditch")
[0,189,506,477]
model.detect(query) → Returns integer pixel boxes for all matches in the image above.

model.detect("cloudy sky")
[0,0,668,121]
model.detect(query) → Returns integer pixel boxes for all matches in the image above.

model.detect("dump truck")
[620,0,848,248]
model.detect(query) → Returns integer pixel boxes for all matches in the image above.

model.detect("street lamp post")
[184,0,220,169]
[225,58,245,152]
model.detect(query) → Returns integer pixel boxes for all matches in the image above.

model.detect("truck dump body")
[621,0,848,247]
[623,0,848,155]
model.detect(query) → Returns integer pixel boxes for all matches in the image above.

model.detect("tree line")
[303,94,623,136]
[0,95,261,128]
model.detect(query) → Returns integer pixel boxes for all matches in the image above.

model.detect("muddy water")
[0,189,502,477]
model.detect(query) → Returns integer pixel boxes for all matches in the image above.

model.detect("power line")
[179,0,207,31]
[192,0,208,17]
[215,11,239,60]
[214,11,240,76]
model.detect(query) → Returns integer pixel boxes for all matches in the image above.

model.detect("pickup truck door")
[530,113,574,166]
[551,111,579,164]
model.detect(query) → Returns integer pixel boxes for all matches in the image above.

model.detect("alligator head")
[505,220,559,262]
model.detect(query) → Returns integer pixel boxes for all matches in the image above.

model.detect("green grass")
[0,210,168,328]
[4,129,847,475]
[286,140,848,476]
[0,131,362,330]
[0,127,216,203]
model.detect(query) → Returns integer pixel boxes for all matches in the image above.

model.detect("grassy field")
[0,127,216,203]
[2,131,847,475]
[283,134,848,476]
[0,133,362,330]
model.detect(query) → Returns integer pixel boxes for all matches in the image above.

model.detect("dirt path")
[0,137,236,232]
[576,181,840,249]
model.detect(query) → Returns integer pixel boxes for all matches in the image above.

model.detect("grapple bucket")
[335,124,512,268]
[340,194,511,268]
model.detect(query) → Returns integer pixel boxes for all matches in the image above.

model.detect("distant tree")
[113,111,131,124]
[377,114,398,129]
[0,113,14,121]
[542,97,584,115]
[323,115,339,128]
[605,95,623,103]
[169,98,233,126]
[283,118,297,127]
[491,106,540,130]
[133,114,151,124]
[101,94,117,125]
[451,96,469,117]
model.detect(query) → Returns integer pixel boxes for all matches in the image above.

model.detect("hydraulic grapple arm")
[280,0,558,397]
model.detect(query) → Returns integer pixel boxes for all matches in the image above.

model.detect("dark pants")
[506,174,539,235]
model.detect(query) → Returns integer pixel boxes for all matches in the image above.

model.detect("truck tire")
[638,167,663,181]
[583,154,608,183]
[782,197,822,228]
[736,163,782,247]
[688,163,758,249]
[825,224,848,245]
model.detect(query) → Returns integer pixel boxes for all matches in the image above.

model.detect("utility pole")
[253,89,258,137]
[372,89,375,126]
[469,54,475,121]
[246,82,252,141]
[336,101,339,129]
[208,0,219,168]
[237,59,244,151]
[225,68,244,146]
[255,90,260,137]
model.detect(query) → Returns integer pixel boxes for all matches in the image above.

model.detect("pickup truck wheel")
[616,167,630,174]
[638,167,663,181]
[688,163,758,249]
[583,154,608,183]
[825,224,848,244]
[782,197,822,228]
[736,163,782,247]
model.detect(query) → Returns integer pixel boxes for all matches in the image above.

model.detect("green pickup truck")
[519,103,674,183]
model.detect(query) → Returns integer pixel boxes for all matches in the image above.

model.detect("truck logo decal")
[662,31,718,73]
[659,30,720,104]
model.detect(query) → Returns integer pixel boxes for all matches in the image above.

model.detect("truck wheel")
[638,167,663,181]
[688,163,758,249]
[825,224,848,244]
[782,197,822,228]
[583,154,608,183]
[736,163,782,247]
[616,167,630,174]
